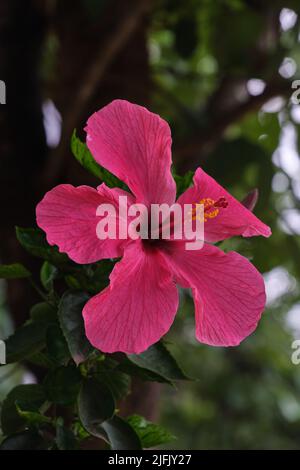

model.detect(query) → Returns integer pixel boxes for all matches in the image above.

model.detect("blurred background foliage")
[1,0,300,449]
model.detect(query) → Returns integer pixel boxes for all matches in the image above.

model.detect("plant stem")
[28,277,48,301]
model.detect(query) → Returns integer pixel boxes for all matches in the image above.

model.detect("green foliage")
[30,302,57,324]
[46,324,70,365]
[77,378,115,438]
[40,261,58,291]
[44,365,81,406]
[1,384,46,435]
[0,431,46,450]
[95,357,131,401]
[173,169,194,198]
[127,341,189,384]
[71,129,105,181]
[58,291,93,365]
[71,130,126,189]
[0,263,31,279]
[5,322,48,364]
[56,418,78,450]
[127,414,175,448]
[15,404,51,426]
[1,226,179,449]
[16,227,71,268]
[101,416,142,450]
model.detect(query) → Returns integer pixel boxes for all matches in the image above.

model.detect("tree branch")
[43,0,151,186]
[174,79,292,173]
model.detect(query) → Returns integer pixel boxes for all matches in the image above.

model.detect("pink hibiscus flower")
[36,99,271,354]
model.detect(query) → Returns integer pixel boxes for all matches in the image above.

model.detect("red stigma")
[214,197,228,209]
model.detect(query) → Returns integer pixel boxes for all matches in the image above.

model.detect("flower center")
[191,196,228,222]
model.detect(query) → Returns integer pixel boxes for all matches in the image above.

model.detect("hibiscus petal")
[36,183,134,263]
[161,241,266,346]
[177,168,271,242]
[83,242,179,354]
[85,99,176,206]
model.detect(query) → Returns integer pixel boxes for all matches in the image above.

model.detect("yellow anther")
[191,197,228,222]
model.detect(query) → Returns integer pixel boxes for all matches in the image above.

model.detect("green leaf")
[16,403,51,426]
[101,416,142,450]
[28,351,57,369]
[5,322,48,363]
[56,418,78,450]
[127,415,175,448]
[0,263,31,279]
[72,420,90,440]
[78,377,115,438]
[16,227,71,267]
[40,261,58,291]
[96,357,131,401]
[117,358,171,384]
[71,129,103,180]
[1,384,46,435]
[0,431,46,450]
[58,291,93,365]
[71,129,126,189]
[46,324,70,365]
[127,342,188,383]
[64,274,82,290]
[30,302,57,324]
[44,365,81,406]
[173,170,194,198]
[65,259,116,294]
[82,260,116,294]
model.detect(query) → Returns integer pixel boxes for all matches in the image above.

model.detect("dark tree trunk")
[0,0,48,326]
[0,0,159,421]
